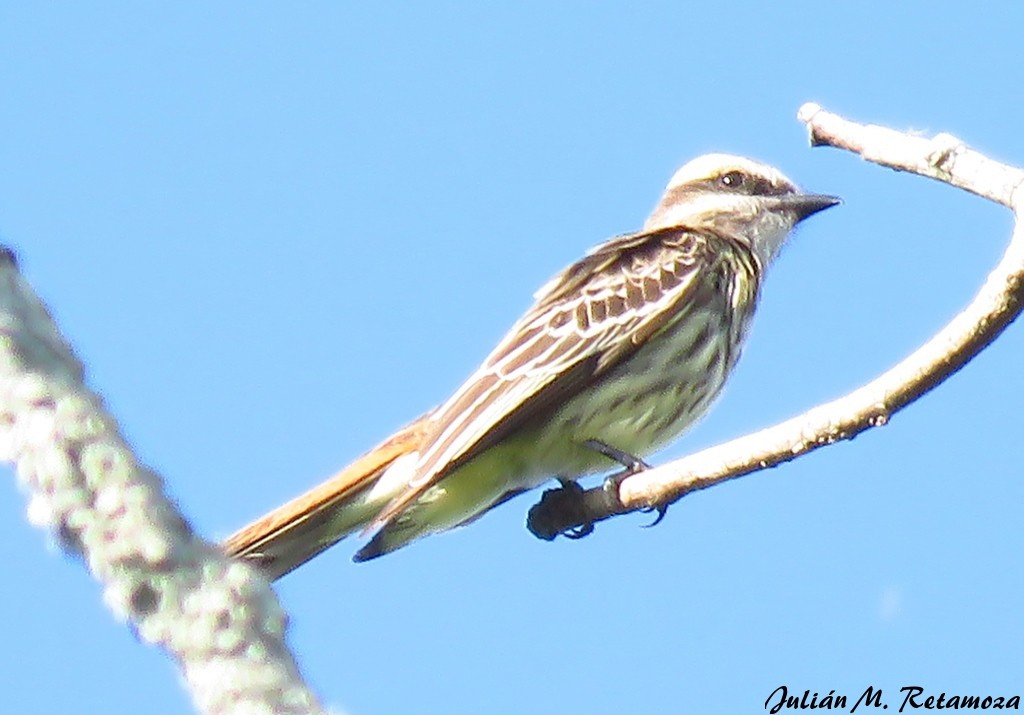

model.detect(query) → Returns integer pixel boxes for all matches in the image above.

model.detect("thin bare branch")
[0,250,326,715]
[529,104,1024,534]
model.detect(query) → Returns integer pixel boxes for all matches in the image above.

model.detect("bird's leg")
[526,440,669,542]
[582,439,669,528]
[582,439,650,473]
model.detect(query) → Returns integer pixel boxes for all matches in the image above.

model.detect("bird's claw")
[640,503,669,528]
[527,441,672,541]
[593,448,668,530]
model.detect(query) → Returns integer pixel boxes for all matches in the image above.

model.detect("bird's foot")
[585,439,669,528]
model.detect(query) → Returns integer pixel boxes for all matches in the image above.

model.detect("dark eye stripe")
[702,171,796,197]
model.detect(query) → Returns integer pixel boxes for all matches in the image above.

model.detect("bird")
[224,154,839,579]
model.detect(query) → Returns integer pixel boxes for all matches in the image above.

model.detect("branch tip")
[0,245,19,269]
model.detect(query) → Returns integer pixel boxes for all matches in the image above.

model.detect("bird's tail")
[223,416,430,580]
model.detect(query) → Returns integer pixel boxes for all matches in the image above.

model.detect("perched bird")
[224,154,839,579]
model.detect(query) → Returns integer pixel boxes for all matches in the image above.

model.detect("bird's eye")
[719,171,745,189]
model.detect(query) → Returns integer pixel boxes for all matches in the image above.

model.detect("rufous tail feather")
[223,415,430,580]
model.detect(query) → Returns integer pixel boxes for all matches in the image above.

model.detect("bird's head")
[645,154,840,267]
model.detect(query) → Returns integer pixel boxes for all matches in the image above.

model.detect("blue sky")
[2,3,1023,714]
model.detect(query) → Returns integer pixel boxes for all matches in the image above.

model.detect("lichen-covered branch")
[0,250,325,715]
[528,104,1024,535]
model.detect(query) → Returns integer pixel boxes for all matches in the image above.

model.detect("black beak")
[778,193,842,222]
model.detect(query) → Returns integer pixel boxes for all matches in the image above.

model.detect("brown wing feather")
[367,225,722,531]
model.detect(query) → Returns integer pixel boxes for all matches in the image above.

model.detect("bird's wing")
[368,225,746,531]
